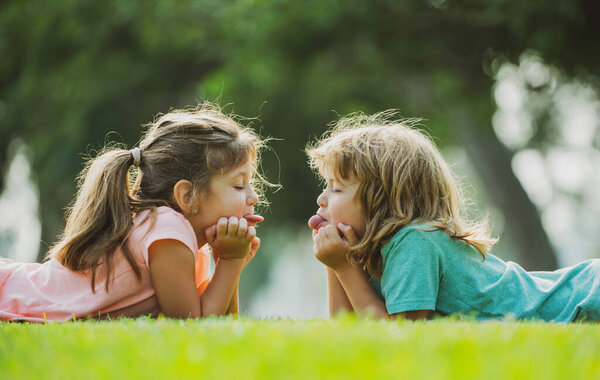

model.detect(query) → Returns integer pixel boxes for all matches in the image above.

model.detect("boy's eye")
[234,185,245,190]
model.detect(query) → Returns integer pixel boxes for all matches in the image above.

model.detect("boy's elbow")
[392,310,432,321]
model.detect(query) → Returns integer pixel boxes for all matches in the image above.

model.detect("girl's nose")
[317,190,327,208]
[247,187,259,206]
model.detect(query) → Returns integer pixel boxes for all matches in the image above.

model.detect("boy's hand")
[313,223,357,270]
[205,217,255,261]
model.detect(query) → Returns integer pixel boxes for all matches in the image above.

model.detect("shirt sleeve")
[380,229,443,314]
[141,211,198,267]
[196,245,211,295]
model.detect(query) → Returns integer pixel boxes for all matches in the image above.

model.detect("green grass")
[1,316,599,379]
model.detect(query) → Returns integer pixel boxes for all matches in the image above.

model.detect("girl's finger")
[246,226,256,241]
[216,217,228,237]
[238,218,248,238]
[250,237,260,254]
[205,224,217,243]
[228,216,239,235]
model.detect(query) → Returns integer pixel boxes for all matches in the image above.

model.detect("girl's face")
[316,173,366,239]
[189,160,259,243]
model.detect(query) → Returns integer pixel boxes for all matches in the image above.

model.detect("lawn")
[1,316,599,379]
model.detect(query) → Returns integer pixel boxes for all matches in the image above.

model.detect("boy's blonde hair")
[48,102,268,292]
[307,111,497,278]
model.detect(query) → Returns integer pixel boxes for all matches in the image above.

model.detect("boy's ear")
[173,180,194,214]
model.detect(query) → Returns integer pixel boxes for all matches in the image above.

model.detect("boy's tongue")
[308,215,327,230]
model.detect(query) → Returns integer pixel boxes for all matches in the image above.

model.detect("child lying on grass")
[1,103,267,322]
[307,111,600,322]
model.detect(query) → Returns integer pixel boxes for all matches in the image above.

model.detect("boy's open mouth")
[308,214,327,231]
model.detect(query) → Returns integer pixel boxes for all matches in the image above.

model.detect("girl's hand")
[245,237,260,267]
[205,217,255,261]
[212,236,260,268]
[313,223,357,270]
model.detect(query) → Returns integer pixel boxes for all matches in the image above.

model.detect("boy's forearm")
[199,259,244,317]
[327,267,353,316]
[333,265,389,319]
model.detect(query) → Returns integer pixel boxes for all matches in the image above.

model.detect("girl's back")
[0,207,210,322]
[370,224,600,322]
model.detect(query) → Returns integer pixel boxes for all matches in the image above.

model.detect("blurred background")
[1,0,599,318]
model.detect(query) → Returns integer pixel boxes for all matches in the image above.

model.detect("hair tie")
[130,147,141,168]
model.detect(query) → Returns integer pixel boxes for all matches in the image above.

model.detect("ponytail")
[47,148,142,292]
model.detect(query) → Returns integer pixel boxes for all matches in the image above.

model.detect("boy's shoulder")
[381,222,449,257]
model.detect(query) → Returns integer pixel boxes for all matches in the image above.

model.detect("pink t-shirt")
[0,206,210,322]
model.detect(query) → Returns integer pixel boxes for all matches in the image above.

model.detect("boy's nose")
[317,191,327,207]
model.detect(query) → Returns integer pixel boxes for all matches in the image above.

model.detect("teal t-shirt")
[369,224,600,322]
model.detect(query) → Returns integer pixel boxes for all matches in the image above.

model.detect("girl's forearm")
[199,259,245,317]
[225,284,239,315]
[334,265,389,319]
[327,267,353,316]
[211,255,239,315]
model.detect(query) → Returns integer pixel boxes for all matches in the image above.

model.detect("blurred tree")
[1,0,598,270]
[205,0,599,270]
[0,0,225,257]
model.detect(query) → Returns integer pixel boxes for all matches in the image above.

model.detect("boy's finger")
[238,218,248,238]
[338,223,358,245]
[228,216,239,235]
[316,227,326,241]
[324,224,338,240]
[216,217,228,237]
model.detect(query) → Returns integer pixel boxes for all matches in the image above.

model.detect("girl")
[0,103,266,322]
[307,111,600,323]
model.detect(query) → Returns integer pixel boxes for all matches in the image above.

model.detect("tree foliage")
[1,0,597,266]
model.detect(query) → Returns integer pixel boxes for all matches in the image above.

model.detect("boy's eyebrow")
[327,177,346,187]
[230,168,250,179]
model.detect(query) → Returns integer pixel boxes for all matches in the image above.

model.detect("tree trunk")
[459,116,558,271]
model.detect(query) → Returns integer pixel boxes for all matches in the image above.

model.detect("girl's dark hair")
[47,102,266,292]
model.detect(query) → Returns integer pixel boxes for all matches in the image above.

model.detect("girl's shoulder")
[134,206,189,231]
[130,206,199,260]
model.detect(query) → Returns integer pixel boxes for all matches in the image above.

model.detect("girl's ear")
[173,180,195,214]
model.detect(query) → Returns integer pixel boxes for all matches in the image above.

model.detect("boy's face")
[189,160,259,242]
[316,173,366,239]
